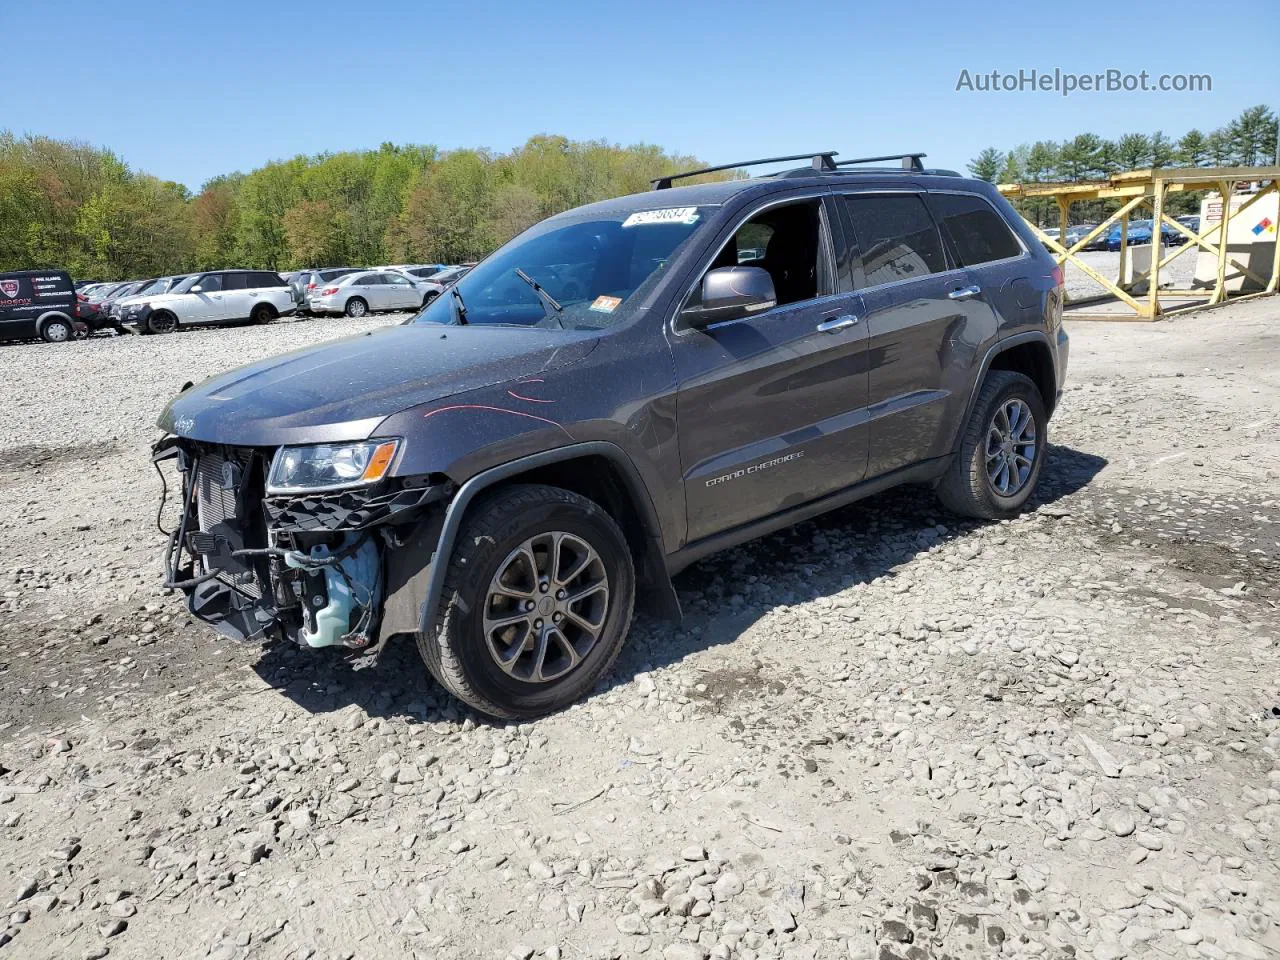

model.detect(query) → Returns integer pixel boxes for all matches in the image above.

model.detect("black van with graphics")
[0,269,80,343]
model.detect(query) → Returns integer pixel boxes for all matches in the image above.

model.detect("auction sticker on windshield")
[590,295,622,313]
[622,207,699,228]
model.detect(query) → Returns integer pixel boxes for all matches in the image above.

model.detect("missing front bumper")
[153,436,448,651]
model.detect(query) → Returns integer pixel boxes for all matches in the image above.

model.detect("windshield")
[137,278,170,295]
[412,206,714,330]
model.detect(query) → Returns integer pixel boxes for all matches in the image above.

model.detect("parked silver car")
[307,270,437,317]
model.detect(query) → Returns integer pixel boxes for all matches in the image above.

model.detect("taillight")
[76,293,88,302]
[1050,265,1064,289]
[321,286,339,296]
[306,282,317,289]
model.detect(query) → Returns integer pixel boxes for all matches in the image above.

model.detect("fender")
[411,440,680,642]
[952,330,1057,455]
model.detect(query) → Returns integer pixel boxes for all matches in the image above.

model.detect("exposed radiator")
[190,451,261,599]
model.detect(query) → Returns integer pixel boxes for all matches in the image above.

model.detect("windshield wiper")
[514,269,564,328]
[450,286,468,325]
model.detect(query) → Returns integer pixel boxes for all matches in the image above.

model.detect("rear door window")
[930,192,1024,266]
[839,194,948,288]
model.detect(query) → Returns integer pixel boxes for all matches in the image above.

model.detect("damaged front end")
[152,436,450,652]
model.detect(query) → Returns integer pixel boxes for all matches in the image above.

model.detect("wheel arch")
[37,311,75,335]
[954,332,1058,455]
[413,441,679,641]
[987,337,1058,417]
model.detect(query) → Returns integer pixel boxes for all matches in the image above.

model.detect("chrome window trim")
[669,190,840,337]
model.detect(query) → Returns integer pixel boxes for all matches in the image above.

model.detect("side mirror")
[190,285,203,293]
[680,266,776,329]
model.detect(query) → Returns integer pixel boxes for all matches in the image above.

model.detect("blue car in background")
[1104,219,1186,251]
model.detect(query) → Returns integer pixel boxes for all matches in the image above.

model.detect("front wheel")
[936,370,1047,520]
[146,311,177,335]
[418,485,635,719]
[345,298,367,318]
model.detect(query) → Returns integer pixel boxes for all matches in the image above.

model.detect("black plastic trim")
[416,441,674,638]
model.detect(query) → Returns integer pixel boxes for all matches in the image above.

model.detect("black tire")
[146,311,177,335]
[422,292,438,308]
[251,303,276,325]
[418,484,636,720]
[345,297,368,318]
[41,318,73,343]
[936,370,1047,520]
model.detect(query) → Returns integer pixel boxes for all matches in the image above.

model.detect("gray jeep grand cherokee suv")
[154,151,1068,719]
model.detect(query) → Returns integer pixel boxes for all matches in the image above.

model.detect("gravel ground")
[1061,249,1197,302]
[0,302,1278,960]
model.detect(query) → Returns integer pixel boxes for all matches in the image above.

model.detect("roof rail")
[651,151,838,190]
[834,153,927,172]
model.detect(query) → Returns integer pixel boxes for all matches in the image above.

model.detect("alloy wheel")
[481,531,610,683]
[984,398,1037,497]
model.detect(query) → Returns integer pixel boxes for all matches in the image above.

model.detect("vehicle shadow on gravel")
[250,443,1106,725]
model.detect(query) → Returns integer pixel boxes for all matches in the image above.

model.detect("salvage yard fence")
[999,164,1280,320]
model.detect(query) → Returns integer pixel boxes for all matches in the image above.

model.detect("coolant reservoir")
[285,536,381,648]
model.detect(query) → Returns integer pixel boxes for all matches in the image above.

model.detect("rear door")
[837,191,1001,479]
[218,272,253,319]
[926,190,1033,336]
[351,273,382,309]
[671,193,870,543]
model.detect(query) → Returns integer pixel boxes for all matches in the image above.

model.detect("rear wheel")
[250,303,276,325]
[146,311,177,335]
[418,485,635,719]
[937,370,1046,520]
[41,319,72,343]
[345,298,367,318]
[422,292,438,309]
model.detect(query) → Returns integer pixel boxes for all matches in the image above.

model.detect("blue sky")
[2,0,1274,190]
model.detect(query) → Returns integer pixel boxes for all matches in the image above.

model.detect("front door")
[671,194,871,544]
[385,272,419,309]
[189,273,226,321]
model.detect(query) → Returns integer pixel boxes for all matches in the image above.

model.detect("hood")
[159,323,599,446]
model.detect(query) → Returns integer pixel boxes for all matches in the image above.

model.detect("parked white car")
[307,270,438,317]
[119,270,295,335]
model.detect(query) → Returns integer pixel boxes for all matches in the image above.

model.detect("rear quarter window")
[930,193,1024,266]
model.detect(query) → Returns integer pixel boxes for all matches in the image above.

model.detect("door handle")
[948,284,982,300]
[816,314,859,333]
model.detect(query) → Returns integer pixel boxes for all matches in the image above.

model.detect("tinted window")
[196,274,223,292]
[253,271,284,288]
[222,273,250,291]
[931,194,1023,266]
[841,194,947,287]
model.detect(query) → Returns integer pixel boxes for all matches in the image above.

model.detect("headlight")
[267,439,400,494]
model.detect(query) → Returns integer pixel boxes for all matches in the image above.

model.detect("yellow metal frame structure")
[999,165,1280,320]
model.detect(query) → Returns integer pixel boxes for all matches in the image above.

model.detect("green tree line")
[967,105,1278,225]
[0,133,715,279]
